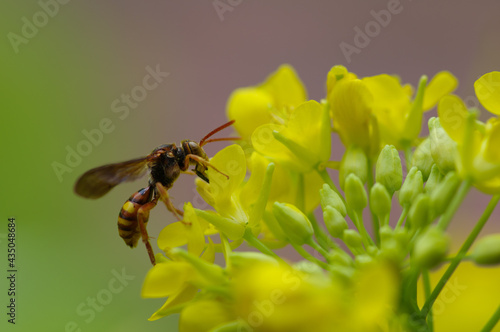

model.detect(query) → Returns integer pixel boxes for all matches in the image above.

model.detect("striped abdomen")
[117,187,153,247]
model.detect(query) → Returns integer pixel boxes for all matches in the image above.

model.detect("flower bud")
[272,202,313,245]
[230,251,279,269]
[343,229,363,250]
[429,117,457,174]
[320,183,347,217]
[413,227,450,268]
[345,174,368,211]
[329,247,354,266]
[323,206,348,238]
[407,193,431,229]
[339,145,368,190]
[376,145,403,196]
[399,167,424,207]
[379,225,393,243]
[411,138,434,181]
[471,234,500,266]
[370,182,392,220]
[425,164,442,194]
[430,171,460,217]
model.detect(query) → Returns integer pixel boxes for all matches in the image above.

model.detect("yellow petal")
[326,65,357,96]
[474,71,500,115]
[483,120,500,164]
[207,144,246,203]
[147,284,198,321]
[362,74,410,143]
[423,71,458,111]
[437,95,468,143]
[226,87,274,140]
[329,79,373,149]
[141,262,194,298]
[259,64,307,110]
[179,300,234,332]
[157,222,187,252]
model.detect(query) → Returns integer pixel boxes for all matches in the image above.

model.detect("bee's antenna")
[199,120,239,147]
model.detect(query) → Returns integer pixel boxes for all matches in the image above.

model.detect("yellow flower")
[231,260,402,332]
[156,202,214,258]
[196,144,277,240]
[327,65,457,151]
[141,242,216,321]
[362,71,456,149]
[226,64,307,141]
[437,73,500,193]
[417,262,500,332]
[252,100,331,173]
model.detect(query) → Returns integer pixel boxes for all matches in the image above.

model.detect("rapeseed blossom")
[141,66,500,332]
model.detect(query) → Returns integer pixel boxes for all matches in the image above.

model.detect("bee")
[74,120,237,265]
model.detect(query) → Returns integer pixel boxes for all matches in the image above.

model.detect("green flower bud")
[407,193,431,229]
[379,238,406,263]
[370,183,392,219]
[430,171,460,217]
[471,234,500,266]
[413,227,450,268]
[320,183,347,217]
[355,254,373,266]
[343,229,363,250]
[328,248,354,266]
[411,138,434,181]
[399,167,424,207]
[272,202,313,245]
[345,173,368,211]
[339,145,368,190]
[429,117,457,174]
[230,251,279,269]
[379,225,394,243]
[323,206,348,238]
[425,164,442,194]
[195,209,245,240]
[376,145,403,196]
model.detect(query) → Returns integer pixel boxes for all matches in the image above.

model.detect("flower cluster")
[142,66,500,332]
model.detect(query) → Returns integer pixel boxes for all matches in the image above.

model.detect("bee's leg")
[155,183,184,220]
[137,198,158,266]
[183,154,229,179]
[181,170,197,176]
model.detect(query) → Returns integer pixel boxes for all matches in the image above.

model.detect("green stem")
[367,157,380,245]
[307,238,331,262]
[481,303,500,332]
[352,211,375,247]
[422,270,434,332]
[243,228,284,263]
[436,178,472,231]
[296,172,305,212]
[404,144,413,169]
[396,206,409,229]
[291,243,329,269]
[308,212,335,250]
[220,233,232,270]
[421,194,500,318]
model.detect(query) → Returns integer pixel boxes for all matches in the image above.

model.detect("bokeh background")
[2,1,500,331]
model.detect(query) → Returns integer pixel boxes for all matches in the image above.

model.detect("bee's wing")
[74,157,149,199]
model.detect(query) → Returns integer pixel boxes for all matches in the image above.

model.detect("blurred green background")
[1,1,500,331]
